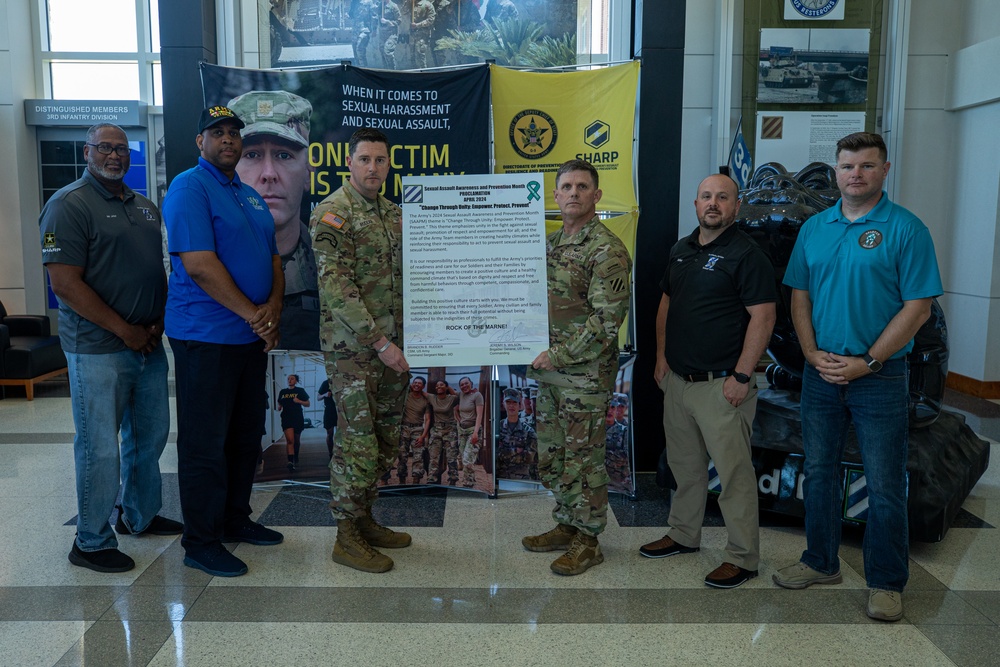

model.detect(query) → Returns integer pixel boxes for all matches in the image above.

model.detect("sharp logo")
[584,120,610,149]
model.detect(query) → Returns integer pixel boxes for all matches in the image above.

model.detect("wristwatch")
[732,371,751,384]
[863,353,883,373]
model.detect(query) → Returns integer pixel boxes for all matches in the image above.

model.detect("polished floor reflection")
[1,381,998,667]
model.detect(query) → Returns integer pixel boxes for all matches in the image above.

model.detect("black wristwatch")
[863,353,883,373]
[732,371,751,384]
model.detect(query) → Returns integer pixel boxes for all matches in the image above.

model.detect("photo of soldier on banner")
[495,359,634,497]
[265,0,580,70]
[257,352,332,482]
[378,365,494,494]
[495,369,539,483]
[608,354,636,497]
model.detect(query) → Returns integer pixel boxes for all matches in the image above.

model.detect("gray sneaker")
[867,589,903,622]
[772,561,843,589]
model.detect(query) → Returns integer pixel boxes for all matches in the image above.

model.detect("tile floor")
[1,380,998,667]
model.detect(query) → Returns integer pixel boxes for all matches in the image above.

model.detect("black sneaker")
[115,506,183,536]
[68,543,135,573]
[183,546,248,577]
[704,562,758,589]
[223,520,284,546]
[639,535,700,558]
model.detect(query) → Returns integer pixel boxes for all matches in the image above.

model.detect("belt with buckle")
[678,370,733,382]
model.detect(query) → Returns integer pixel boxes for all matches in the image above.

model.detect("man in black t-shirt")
[639,174,775,590]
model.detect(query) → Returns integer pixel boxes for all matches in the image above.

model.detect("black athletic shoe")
[68,543,135,573]
[183,546,248,577]
[115,506,183,536]
[222,520,284,546]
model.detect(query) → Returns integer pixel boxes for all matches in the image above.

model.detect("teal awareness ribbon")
[526,181,541,201]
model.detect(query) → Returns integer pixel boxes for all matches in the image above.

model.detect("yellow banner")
[492,62,639,212]
[545,210,638,347]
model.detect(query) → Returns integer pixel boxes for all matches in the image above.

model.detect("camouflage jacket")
[528,216,631,391]
[498,417,537,462]
[605,421,628,456]
[310,182,403,354]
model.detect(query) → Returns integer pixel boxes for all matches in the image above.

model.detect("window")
[41,0,160,104]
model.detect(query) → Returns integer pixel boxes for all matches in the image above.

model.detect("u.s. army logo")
[509,110,557,159]
[43,232,56,248]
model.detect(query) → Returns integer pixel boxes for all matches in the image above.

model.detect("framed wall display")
[742,0,884,170]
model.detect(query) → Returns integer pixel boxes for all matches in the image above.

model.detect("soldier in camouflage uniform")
[457,376,485,488]
[496,388,537,480]
[228,90,320,351]
[523,159,632,576]
[426,379,459,484]
[309,128,412,574]
[398,376,431,483]
[411,0,437,68]
[352,0,379,67]
[518,388,536,429]
[605,395,631,492]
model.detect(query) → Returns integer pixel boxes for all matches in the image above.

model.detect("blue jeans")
[66,346,170,552]
[799,358,909,592]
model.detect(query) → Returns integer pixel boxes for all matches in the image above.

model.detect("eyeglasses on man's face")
[87,143,131,156]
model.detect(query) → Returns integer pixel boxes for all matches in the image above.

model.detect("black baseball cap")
[198,105,246,133]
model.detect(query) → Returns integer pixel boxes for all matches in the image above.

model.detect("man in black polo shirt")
[639,174,775,589]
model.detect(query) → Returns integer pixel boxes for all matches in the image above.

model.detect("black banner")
[200,62,492,205]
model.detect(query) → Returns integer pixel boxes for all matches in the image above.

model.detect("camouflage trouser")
[324,349,408,520]
[535,384,610,536]
[427,421,457,484]
[398,422,425,482]
[458,424,479,486]
[498,455,531,481]
[413,34,432,68]
[383,34,397,69]
[353,28,371,66]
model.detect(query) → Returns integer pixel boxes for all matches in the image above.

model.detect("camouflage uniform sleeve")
[310,199,385,347]
[413,2,436,27]
[549,240,632,368]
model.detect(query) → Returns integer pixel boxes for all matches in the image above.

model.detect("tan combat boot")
[332,519,393,573]
[357,515,412,548]
[521,523,578,552]
[550,532,603,575]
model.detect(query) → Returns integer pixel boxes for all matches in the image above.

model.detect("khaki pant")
[661,372,760,570]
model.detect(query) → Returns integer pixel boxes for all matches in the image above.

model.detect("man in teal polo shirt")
[773,132,943,622]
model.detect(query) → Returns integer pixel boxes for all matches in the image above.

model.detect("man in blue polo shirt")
[163,106,285,577]
[773,132,943,622]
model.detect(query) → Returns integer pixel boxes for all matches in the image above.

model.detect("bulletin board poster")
[402,173,549,367]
